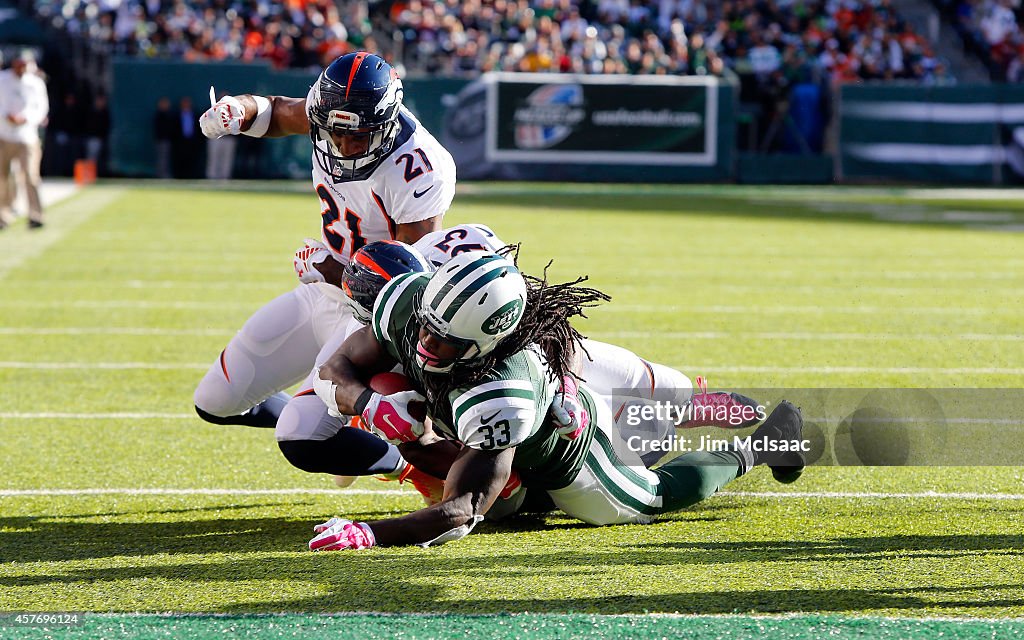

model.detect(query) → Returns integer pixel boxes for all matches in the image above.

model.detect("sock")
[194,392,291,428]
[278,427,406,476]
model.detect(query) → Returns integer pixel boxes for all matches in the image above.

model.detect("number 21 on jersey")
[316,184,367,255]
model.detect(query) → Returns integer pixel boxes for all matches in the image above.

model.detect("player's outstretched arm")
[364,445,515,546]
[199,94,308,139]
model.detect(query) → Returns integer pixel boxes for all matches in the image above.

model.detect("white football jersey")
[413,224,507,267]
[311,106,456,265]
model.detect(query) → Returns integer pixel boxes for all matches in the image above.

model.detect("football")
[368,372,427,421]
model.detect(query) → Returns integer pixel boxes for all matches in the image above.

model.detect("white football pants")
[578,339,693,448]
[193,283,362,442]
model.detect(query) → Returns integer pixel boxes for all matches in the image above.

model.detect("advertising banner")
[485,73,718,166]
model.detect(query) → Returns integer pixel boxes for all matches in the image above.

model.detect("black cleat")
[28,220,44,230]
[750,401,805,484]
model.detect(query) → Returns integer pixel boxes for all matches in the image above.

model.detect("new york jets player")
[308,253,805,549]
[348,226,762,467]
[192,52,455,487]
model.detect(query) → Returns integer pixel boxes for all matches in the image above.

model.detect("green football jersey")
[371,272,594,490]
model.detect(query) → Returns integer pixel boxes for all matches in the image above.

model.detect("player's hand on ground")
[363,390,427,444]
[293,238,330,284]
[199,95,244,139]
[309,517,376,551]
[550,375,588,440]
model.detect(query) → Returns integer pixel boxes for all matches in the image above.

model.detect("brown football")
[368,372,427,421]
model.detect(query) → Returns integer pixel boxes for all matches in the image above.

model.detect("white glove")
[293,238,330,284]
[363,390,427,444]
[199,95,245,139]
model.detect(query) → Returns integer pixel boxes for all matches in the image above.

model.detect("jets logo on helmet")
[482,299,524,335]
[414,253,527,373]
[306,52,405,182]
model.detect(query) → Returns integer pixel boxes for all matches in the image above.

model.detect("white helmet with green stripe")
[415,252,527,373]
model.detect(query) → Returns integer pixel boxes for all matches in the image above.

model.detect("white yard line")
[1,327,1019,342]
[0,301,1010,315]
[0,412,195,419]
[0,327,233,336]
[1,488,1023,500]
[671,365,1024,374]
[594,330,1024,342]
[607,304,999,316]
[0,362,208,370]
[2,362,1021,375]
[2,362,1021,374]
[0,186,122,279]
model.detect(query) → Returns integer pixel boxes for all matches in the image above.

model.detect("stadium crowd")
[31,0,377,69]
[942,0,1024,80]
[31,0,952,86]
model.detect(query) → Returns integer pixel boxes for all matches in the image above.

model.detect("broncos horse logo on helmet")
[342,240,432,325]
[306,52,405,181]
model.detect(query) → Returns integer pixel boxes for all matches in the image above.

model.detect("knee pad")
[193,350,259,417]
[646,360,693,406]
[275,393,341,442]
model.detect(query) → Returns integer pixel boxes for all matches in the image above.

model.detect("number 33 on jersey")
[311,108,457,264]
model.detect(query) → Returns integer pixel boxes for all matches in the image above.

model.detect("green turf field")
[1,182,1022,638]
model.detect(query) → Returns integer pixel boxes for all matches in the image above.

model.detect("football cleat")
[749,401,805,483]
[398,464,445,506]
[677,391,763,429]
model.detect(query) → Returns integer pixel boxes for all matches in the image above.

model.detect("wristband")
[355,522,376,547]
[354,387,376,416]
[242,95,272,137]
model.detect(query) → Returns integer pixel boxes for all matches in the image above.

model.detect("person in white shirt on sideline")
[0,51,49,230]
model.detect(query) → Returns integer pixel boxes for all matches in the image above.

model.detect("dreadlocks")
[419,246,610,416]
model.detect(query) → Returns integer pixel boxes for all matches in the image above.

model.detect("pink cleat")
[677,377,763,429]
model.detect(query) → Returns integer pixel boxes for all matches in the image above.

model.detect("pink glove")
[309,518,376,551]
[549,375,589,440]
[363,390,426,444]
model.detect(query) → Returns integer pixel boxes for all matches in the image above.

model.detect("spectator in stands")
[85,93,111,176]
[0,51,49,230]
[46,92,84,177]
[172,96,203,179]
[153,96,176,179]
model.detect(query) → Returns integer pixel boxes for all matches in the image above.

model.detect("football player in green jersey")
[308,252,805,550]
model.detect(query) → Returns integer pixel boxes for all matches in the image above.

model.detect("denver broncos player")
[192,52,455,488]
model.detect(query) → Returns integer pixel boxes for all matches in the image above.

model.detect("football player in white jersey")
[192,52,453,494]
